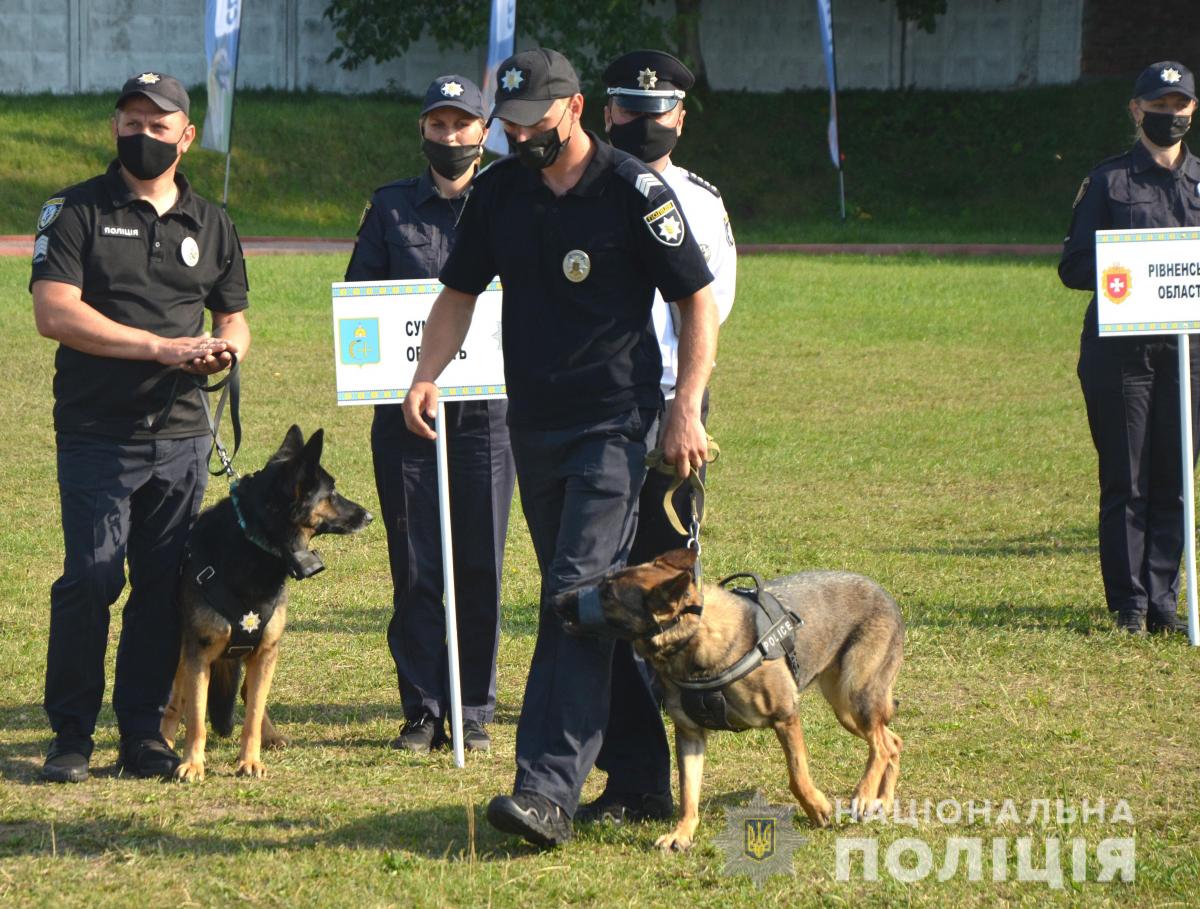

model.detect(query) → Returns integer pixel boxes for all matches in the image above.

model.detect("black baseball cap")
[116,71,190,116]
[603,50,694,113]
[420,74,486,120]
[489,48,581,127]
[1133,61,1197,103]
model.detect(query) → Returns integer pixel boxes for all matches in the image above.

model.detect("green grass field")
[0,79,1140,244]
[2,253,1199,907]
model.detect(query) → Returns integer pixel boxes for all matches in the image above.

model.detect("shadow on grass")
[0,802,559,862]
[895,526,1097,560]
[905,601,1110,635]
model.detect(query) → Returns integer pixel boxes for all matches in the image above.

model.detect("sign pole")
[435,399,467,765]
[1179,337,1200,646]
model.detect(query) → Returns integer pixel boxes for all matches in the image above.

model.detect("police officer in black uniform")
[402,48,718,848]
[1060,60,1200,635]
[31,72,251,781]
[345,75,515,754]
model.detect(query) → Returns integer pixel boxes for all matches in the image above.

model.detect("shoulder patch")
[644,198,686,247]
[37,197,65,232]
[685,170,721,198]
[1072,177,1090,209]
[357,201,372,232]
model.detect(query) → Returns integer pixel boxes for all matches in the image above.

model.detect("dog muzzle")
[287,548,325,580]
[554,585,625,638]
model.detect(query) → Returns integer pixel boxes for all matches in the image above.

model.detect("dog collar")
[230,479,284,559]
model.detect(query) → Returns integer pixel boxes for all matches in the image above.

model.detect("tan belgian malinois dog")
[554,548,904,851]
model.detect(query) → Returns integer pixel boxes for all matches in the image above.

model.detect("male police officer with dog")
[31,72,251,782]
[577,49,739,826]
[402,47,719,847]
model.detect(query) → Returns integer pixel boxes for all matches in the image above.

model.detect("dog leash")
[149,355,242,480]
[644,435,720,589]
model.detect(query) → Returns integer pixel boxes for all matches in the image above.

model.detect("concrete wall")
[0,0,1084,96]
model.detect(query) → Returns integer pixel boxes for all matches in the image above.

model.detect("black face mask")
[608,116,679,163]
[421,138,481,180]
[116,132,181,181]
[1140,110,1192,148]
[511,108,571,170]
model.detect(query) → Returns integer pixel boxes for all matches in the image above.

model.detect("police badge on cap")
[603,50,694,113]
[1133,60,1197,103]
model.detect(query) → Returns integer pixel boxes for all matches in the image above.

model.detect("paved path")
[1,235,1060,258]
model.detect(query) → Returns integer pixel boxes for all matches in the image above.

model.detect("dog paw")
[849,797,885,822]
[174,761,205,783]
[262,734,289,751]
[654,831,693,853]
[235,759,267,778]
[804,791,833,827]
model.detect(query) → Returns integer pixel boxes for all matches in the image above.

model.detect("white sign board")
[331,279,505,405]
[1095,228,1200,336]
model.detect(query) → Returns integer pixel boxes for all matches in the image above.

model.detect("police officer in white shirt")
[603,49,736,566]
[576,50,738,827]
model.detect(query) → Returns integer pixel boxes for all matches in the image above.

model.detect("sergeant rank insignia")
[644,199,685,246]
[563,249,591,282]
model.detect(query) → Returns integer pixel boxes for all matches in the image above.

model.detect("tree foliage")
[323,0,672,89]
[892,0,948,33]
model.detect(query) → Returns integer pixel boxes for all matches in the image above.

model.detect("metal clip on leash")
[644,435,721,590]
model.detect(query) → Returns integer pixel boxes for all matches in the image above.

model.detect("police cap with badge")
[490,48,581,126]
[603,50,694,113]
[116,71,191,115]
[1133,60,1197,102]
[420,74,486,120]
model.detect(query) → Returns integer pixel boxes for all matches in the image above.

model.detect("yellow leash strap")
[644,436,721,538]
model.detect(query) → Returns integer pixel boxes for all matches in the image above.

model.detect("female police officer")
[345,75,515,751]
[1060,61,1200,635]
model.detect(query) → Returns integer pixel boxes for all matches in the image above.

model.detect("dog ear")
[657,548,697,573]
[272,424,305,463]
[652,567,695,614]
[296,429,325,488]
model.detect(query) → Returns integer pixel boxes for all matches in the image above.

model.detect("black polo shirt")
[30,161,249,440]
[439,133,713,429]
[344,168,467,282]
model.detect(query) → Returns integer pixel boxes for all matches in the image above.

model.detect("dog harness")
[183,547,279,659]
[674,573,805,732]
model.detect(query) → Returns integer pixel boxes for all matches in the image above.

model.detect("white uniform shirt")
[654,162,737,399]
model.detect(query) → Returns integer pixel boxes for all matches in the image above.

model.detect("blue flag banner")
[482,0,516,156]
[815,0,840,170]
[202,0,244,154]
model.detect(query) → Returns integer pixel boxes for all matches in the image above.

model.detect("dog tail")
[208,657,242,738]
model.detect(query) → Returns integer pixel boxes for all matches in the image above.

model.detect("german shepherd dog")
[161,425,371,782]
[554,549,904,852]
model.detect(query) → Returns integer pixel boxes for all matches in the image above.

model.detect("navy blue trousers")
[508,407,670,814]
[372,400,514,724]
[1079,334,1200,621]
[46,433,208,748]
